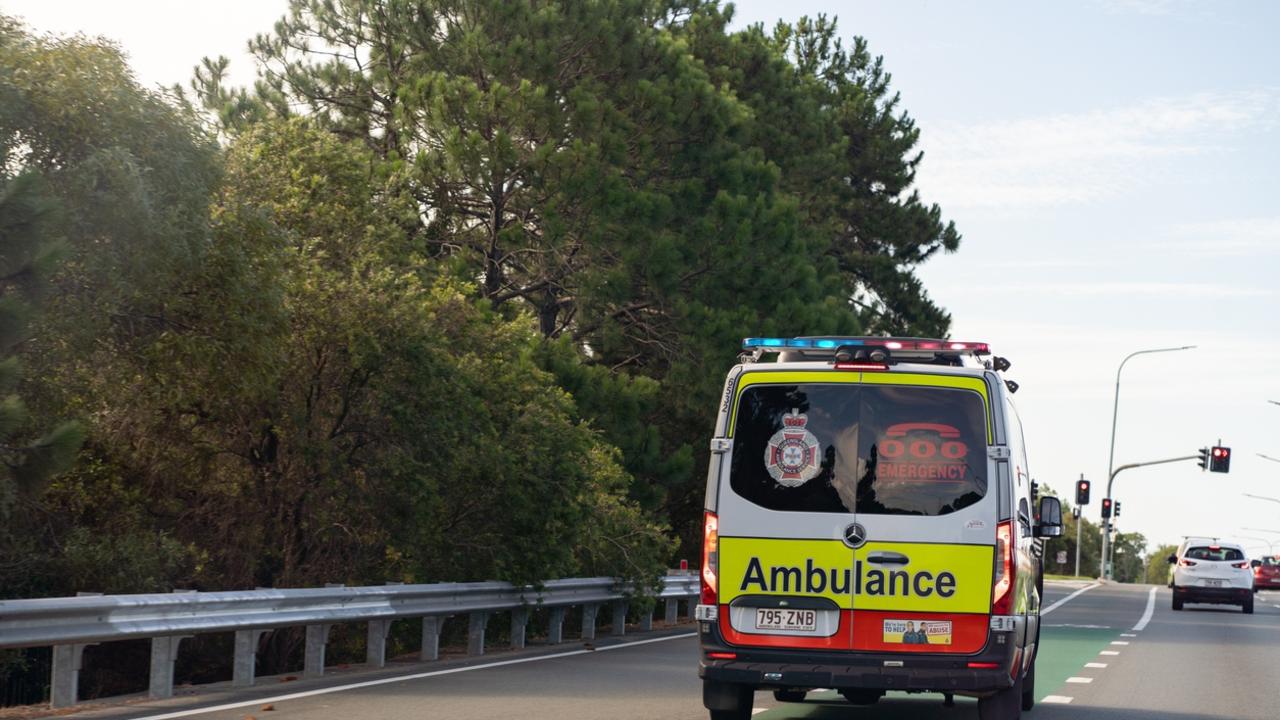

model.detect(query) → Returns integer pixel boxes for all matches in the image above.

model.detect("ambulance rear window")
[729,383,987,516]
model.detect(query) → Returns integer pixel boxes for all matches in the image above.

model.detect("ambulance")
[697,337,1063,720]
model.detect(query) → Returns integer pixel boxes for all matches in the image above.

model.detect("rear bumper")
[1253,577,1280,590]
[697,618,1023,695]
[1173,584,1251,604]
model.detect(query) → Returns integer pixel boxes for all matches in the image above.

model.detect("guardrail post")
[611,601,628,636]
[467,612,489,655]
[50,643,91,708]
[510,608,529,649]
[686,597,697,620]
[547,607,566,644]
[581,603,600,641]
[148,635,190,699]
[664,598,679,625]
[304,624,332,678]
[421,616,446,661]
[232,629,270,687]
[638,606,653,631]
[366,619,392,668]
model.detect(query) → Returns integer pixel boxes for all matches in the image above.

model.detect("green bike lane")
[747,581,1152,719]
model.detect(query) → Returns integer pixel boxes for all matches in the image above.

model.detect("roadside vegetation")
[1,1,960,703]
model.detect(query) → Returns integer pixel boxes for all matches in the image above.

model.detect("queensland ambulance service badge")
[764,409,821,487]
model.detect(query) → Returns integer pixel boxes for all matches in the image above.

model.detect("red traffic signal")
[1075,479,1091,506]
[1101,497,1113,519]
[1209,446,1231,473]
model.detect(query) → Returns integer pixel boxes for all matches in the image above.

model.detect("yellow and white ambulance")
[697,337,1063,720]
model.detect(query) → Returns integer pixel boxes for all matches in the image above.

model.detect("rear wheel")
[1021,660,1036,711]
[978,671,1023,720]
[1243,596,1254,614]
[704,681,753,720]
[1172,594,1184,611]
[773,690,807,703]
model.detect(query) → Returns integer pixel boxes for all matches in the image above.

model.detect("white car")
[1168,540,1254,613]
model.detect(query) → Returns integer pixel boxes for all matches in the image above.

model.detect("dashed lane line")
[1085,663,1108,668]
[1110,641,1130,646]
[1066,677,1094,684]
[1100,651,1120,656]
[1043,696,1074,704]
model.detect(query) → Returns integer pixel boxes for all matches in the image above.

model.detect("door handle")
[866,552,909,565]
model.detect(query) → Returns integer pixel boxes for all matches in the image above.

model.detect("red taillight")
[1232,562,1249,569]
[701,511,718,606]
[992,520,1014,615]
[706,651,737,660]
[1179,559,1197,567]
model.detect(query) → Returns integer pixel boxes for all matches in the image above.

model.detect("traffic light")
[1197,447,1210,471]
[1114,501,1122,518]
[1075,479,1091,506]
[1101,497,1113,519]
[1209,446,1231,473]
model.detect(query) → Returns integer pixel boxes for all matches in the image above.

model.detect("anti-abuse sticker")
[883,619,952,645]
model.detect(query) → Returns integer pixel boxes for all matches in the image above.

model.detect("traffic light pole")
[1100,454,1199,580]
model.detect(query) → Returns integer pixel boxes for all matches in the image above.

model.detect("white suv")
[1168,540,1254,613]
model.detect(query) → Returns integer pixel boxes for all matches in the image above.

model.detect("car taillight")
[1232,562,1249,569]
[992,520,1013,615]
[701,511,718,605]
[1178,559,1197,567]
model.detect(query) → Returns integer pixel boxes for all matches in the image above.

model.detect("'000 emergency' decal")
[719,537,994,614]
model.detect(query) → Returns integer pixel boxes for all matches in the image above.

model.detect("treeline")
[0,0,959,604]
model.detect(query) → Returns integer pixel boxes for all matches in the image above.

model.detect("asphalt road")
[65,582,1280,720]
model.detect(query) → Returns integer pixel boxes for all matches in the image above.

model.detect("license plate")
[1203,579,1223,587]
[754,608,817,632]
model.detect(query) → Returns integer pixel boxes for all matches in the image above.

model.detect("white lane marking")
[1111,641,1130,646]
[1131,587,1157,631]
[1085,662,1108,668]
[1120,633,1137,637]
[1043,695,1074,704]
[1100,651,1120,656]
[129,632,698,720]
[1042,582,1101,615]
[1066,677,1094,684]
[752,710,768,716]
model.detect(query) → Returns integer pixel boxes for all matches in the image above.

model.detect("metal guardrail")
[0,575,700,709]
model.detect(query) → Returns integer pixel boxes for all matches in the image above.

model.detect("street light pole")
[1101,345,1196,579]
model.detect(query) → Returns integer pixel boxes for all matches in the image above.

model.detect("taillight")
[1178,559,1197,567]
[992,520,1014,615]
[1232,562,1249,569]
[701,511,718,605]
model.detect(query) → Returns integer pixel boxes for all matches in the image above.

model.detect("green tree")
[1111,532,1148,584]
[1045,496,1103,579]
[1145,543,1178,586]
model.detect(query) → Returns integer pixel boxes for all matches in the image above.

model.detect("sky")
[4,0,1279,559]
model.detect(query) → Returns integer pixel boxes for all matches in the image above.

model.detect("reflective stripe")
[728,371,993,441]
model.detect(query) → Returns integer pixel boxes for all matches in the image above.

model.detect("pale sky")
[5,0,1280,558]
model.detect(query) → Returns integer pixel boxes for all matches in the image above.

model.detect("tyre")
[1243,596,1254,614]
[773,690,807,703]
[704,680,753,720]
[978,671,1023,720]
[1172,595,1183,611]
[1021,661,1036,711]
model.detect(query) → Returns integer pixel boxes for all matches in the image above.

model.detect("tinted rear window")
[729,383,988,516]
[1185,547,1244,561]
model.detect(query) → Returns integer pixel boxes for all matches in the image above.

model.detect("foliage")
[1144,543,1178,586]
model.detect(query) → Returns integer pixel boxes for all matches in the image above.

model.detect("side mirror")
[1034,496,1063,538]
[1167,554,1177,564]
[1252,559,1262,568]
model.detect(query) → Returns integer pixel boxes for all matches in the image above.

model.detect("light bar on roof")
[742,337,991,355]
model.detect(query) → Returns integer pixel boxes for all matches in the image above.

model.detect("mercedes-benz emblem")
[842,522,867,549]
